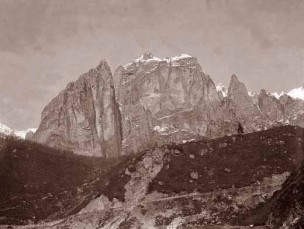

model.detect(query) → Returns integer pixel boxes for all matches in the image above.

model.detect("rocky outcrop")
[33,60,122,157]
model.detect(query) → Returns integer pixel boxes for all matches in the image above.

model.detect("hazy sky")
[0,0,304,130]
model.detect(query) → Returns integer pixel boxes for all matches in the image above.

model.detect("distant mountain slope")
[29,125,303,228]
[0,122,36,139]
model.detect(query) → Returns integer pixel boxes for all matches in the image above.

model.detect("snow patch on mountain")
[134,53,162,63]
[272,91,284,99]
[0,123,12,135]
[0,122,37,139]
[123,53,193,68]
[170,54,192,61]
[287,87,304,100]
[14,128,37,139]
[216,83,228,97]
[271,87,304,100]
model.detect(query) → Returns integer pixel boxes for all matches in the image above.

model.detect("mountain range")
[3,53,304,154]
[21,53,304,158]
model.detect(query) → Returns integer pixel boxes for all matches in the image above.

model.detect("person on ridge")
[237,122,244,139]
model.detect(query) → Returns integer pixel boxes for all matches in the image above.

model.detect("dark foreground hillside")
[1,126,304,228]
[0,137,122,225]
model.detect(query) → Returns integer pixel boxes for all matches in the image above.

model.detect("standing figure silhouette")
[237,122,244,140]
[238,122,244,134]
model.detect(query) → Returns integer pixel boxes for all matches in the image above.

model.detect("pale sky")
[0,0,304,129]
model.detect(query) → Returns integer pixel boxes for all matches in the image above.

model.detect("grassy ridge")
[149,125,304,194]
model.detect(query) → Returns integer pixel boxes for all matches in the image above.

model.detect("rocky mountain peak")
[114,54,223,154]
[227,74,250,101]
[33,60,122,157]
[226,74,268,131]
[230,74,239,83]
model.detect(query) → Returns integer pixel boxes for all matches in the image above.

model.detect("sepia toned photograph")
[0,0,304,228]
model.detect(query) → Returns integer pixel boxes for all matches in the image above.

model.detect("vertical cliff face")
[114,53,223,154]
[33,61,122,157]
